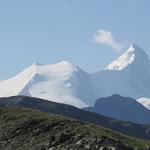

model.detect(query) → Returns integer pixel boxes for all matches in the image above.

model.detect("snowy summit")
[0,44,150,109]
[106,43,149,70]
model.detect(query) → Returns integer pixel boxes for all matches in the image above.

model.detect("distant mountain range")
[0,43,150,109]
[84,94,150,124]
[0,96,150,140]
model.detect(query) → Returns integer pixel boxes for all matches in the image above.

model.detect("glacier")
[0,43,150,108]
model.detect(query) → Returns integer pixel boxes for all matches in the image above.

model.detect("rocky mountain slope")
[0,107,150,150]
[0,44,150,108]
[84,94,150,124]
[1,96,150,140]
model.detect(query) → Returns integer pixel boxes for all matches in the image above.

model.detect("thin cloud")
[94,29,123,52]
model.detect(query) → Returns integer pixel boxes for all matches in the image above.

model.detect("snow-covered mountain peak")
[42,60,80,76]
[26,60,79,76]
[58,60,73,65]
[54,60,77,70]
[129,43,140,50]
[106,43,149,71]
[1,44,150,109]
[0,60,89,108]
[128,43,148,57]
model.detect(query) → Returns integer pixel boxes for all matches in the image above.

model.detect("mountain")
[106,43,149,71]
[84,94,150,124]
[1,96,150,140]
[0,43,150,108]
[90,44,150,101]
[0,61,97,108]
[1,108,150,150]
[137,98,150,110]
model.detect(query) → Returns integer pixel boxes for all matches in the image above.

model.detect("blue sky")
[0,0,150,79]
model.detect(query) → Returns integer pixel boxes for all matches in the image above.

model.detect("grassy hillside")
[1,96,150,140]
[0,108,150,150]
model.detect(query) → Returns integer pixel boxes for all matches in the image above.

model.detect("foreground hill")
[84,94,150,124]
[0,108,150,150]
[1,96,150,140]
[1,44,150,108]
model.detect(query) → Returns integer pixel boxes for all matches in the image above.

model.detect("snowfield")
[1,44,150,109]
